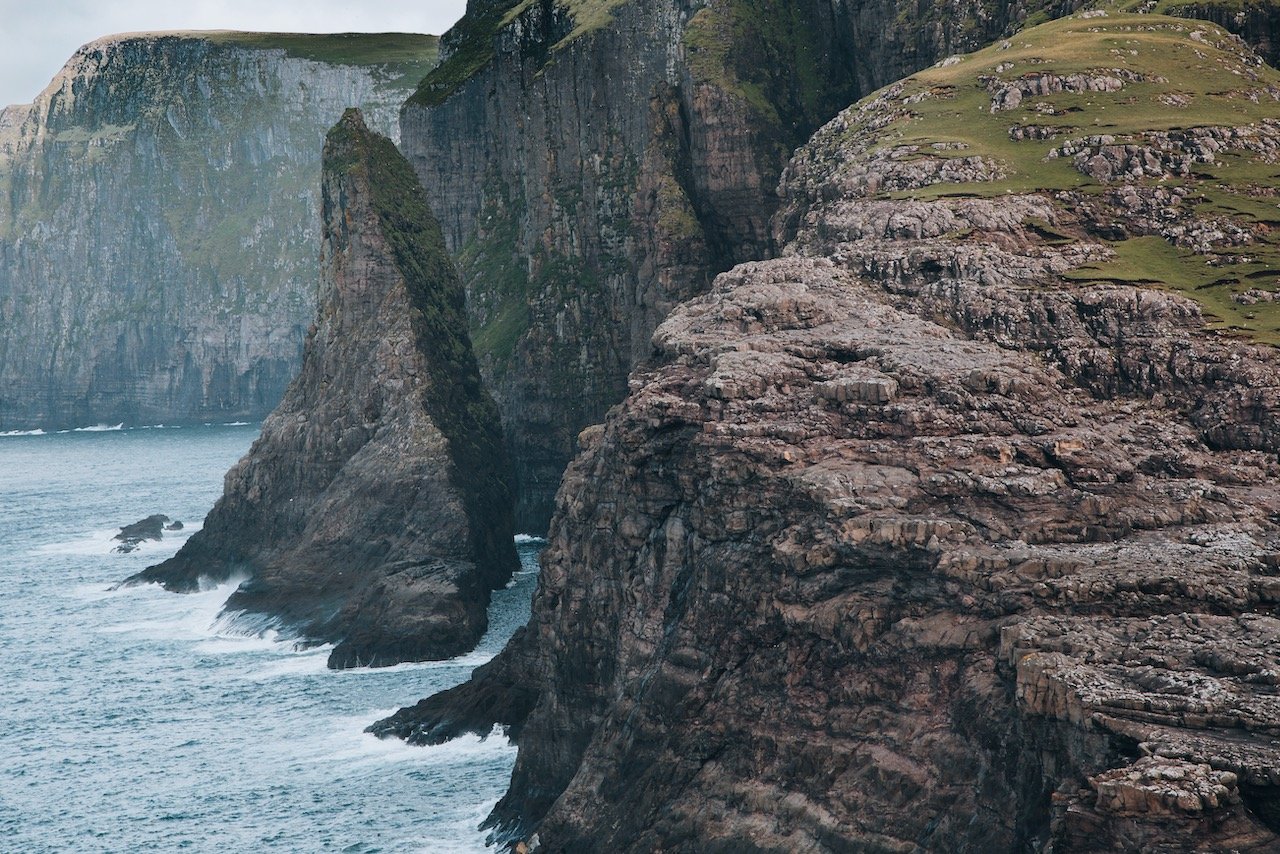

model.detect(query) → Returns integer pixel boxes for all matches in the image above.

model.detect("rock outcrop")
[0,33,438,431]
[112,514,181,553]
[131,109,516,670]
[403,0,1280,531]
[375,16,1280,851]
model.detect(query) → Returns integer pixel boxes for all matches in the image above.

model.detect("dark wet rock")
[112,514,174,553]
[128,109,517,669]
[368,625,540,745]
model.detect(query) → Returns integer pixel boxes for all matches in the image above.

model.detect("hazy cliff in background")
[0,32,437,430]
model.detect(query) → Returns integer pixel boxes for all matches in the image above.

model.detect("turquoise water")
[0,424,537,852]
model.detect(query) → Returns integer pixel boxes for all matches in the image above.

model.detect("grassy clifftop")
[837,13,1280,343]
[205,32,440,84]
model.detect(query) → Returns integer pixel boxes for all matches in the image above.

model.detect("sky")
[0,1,469,107]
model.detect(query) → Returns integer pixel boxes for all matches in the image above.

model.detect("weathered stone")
[371,8,1280,853]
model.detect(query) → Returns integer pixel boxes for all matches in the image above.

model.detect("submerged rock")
[112,514,177,553]
[128,109,517,669]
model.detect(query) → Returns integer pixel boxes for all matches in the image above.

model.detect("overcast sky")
[0,1,468,107]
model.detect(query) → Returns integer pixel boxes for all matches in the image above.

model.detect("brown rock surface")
[401,0,1115,531]
[129,110,517,669]
[375,15,1280,852]
[376,249,1280,850]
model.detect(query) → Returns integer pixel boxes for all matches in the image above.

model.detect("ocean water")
[0,424,539,853]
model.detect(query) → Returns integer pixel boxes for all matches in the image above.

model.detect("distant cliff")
[0,32,437,430]
[376,16,1280,850]
[131,109,516,669]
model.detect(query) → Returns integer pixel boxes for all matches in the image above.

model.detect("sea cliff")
[377,15,1280,850]
[397,0,1098,529]
[0,32,437,430]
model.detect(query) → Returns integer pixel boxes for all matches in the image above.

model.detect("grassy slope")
[849,13,1280,343]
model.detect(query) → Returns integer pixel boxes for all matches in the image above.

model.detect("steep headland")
[376,15,1280,850]
[0,32,437,431]
[130,109,517,670]
[396,0,1280,532]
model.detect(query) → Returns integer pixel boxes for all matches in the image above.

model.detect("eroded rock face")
[398,257,1280,850]
[402,0,1108,530]
[377,23,1280,850]
[130,110,516,670]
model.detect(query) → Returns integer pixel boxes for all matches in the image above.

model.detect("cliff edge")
[131,109,517,670]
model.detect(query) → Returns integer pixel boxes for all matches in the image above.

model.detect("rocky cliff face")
[376,15,1280,850]
[0,33,437,431]
[130,109,516,670]
[400,0,1101,530]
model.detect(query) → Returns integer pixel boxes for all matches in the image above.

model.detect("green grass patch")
[832,13,1280,345]
[1067,235,1280,344]
[472,298,530,365]
[409,0,628,107]
[863,14,1280,201]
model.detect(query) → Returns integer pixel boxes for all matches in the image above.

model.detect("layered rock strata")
[131,110,516,670]
[407,0,1280,531]
[0,33,437,431]
[376,16,1280,851]
[402,0,1099,530]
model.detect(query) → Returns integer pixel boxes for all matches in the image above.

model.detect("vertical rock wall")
[0,33,437,430]
[398,0,1090,530]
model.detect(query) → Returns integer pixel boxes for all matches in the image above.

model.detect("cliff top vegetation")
[408,0,626,106]
[204,32,440,85]
[822,13,1280,343]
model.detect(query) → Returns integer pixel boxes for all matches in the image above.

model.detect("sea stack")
[130,108,517,669]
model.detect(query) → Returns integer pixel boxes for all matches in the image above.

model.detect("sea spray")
[0,424,539,852]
